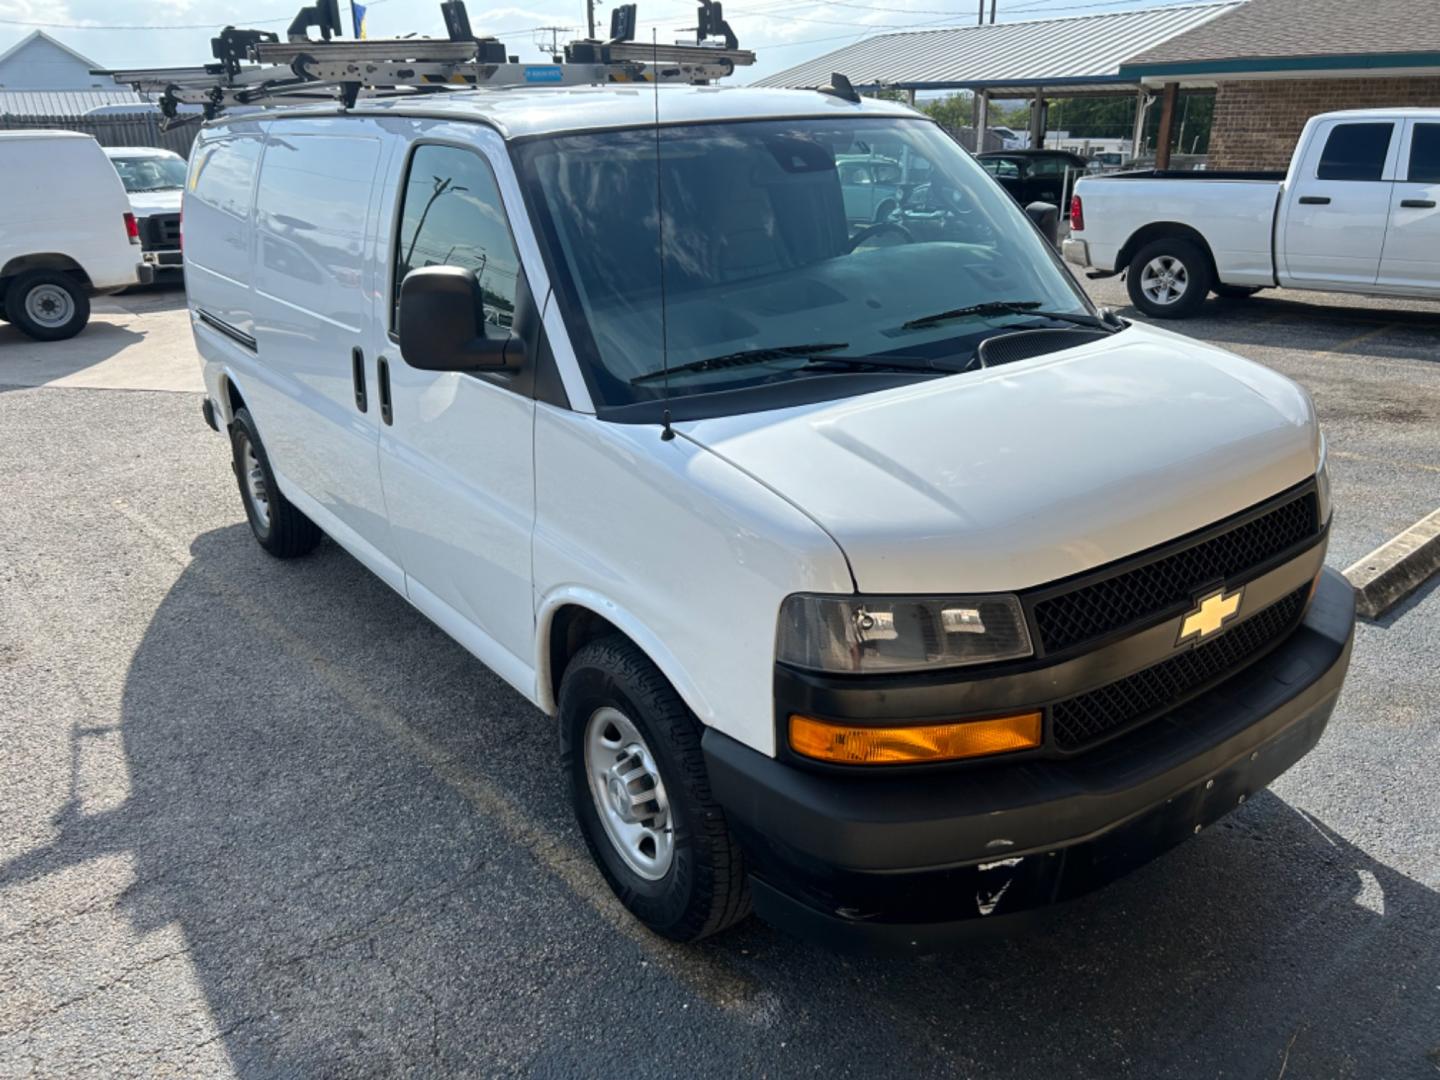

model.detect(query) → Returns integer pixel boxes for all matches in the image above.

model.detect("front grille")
[1051,585,1310,751]
[1033,489,1319,655]
[140,213,181,251]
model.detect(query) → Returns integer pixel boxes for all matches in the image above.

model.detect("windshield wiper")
[630,342,850,384]
[903,300,1117,332]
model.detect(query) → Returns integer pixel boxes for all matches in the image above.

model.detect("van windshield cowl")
[513,117,1099,422]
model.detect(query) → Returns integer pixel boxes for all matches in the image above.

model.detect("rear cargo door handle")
[377,356,393,426]
[1298,195,1331,205]
[352,346,367,412]
[1400,198,1437,208]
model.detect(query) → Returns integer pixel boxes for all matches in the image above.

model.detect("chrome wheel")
[24,283,75,329]
[1140,255,1189,306]
[240,438,270,527]
[584,706,673,880]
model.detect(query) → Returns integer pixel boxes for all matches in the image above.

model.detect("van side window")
[1316,123,1393,182]
[190,137,262,218]
[393,144,521,331]
[1408,123,1440,183]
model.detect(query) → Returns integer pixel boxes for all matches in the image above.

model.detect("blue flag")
[351,1,367,39]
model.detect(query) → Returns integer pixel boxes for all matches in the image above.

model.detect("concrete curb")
[1344,507,1440,620]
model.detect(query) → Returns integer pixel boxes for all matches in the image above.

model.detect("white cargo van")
[0,131,152,340]
[185,88,1354,950]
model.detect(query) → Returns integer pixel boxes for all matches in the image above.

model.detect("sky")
[0,0,1208,86]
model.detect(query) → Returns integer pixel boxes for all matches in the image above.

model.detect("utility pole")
[990,0,996,22]
[533,26,571,55]
[977,0,984,24]
[587,0,596,39]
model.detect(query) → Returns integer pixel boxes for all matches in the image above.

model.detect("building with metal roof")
[0,89,147,118]
[751,3,1241,96]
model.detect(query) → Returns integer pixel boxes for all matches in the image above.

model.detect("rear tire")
[229,407,322,558]
[5,270,89,341]
[559,635,751,941]
[1126,237,1211,319]
[1213,283,1263,299]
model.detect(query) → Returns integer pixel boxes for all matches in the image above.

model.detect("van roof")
[205,84,918,140]
[0,129,95,141]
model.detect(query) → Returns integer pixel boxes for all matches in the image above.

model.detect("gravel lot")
[1,282,1438,1078]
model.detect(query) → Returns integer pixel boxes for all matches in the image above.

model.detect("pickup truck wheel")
[228,407,322,558]
[559,635,751,941]
[1126,239,1211,319]
[1213,284,1263,299]
[4,270,90,341]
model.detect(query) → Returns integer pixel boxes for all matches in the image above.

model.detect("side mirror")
[1025,201,1060,247]
[398,265,525,372]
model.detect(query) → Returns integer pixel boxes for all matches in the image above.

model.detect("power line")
[0,0,393,33]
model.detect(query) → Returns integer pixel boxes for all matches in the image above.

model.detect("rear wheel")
[228,407,322,558]
[559,635,751,941]
[1126,238,1211,319]
[4,270,89,341]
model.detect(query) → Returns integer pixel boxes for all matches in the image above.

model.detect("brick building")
[1120,0,1440,169]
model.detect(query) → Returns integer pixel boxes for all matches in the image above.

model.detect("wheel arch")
[1116,222,1218,282]
[0,253,92,288]
[536,589,712,724]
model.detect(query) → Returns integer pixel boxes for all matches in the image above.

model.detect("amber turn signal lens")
[789,712,1043,765]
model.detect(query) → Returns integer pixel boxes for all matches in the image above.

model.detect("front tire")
[228,407,322,558]
[559,635,751,941]
[5,270,90,341]
[1126,238,1211,319]
[1213,283,1263,299]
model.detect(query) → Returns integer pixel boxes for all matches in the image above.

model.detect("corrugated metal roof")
[0,89,146,117]
[751,2,1243,91]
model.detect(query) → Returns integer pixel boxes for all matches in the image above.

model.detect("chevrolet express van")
[184,87,1355,950]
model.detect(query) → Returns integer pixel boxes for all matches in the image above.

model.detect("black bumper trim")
[706,568,1355,949]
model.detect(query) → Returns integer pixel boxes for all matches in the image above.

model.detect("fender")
[533,585,714,724]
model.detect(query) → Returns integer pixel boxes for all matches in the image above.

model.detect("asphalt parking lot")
[2,282,1438,1078]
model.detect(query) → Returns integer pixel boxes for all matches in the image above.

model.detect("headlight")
[777,593,1033,674]
[1316,437,1332,526]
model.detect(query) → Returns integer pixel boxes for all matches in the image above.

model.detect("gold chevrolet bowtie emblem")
[1178,587,1243,644]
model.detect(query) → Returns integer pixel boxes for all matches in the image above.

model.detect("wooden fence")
[0,112,198,156]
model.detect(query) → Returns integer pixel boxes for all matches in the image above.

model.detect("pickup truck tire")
[1126,238,1212,319]
[1213,284,1264,300]
[559,635,751,941]
[228,407,323,558]
[4,270,90,341]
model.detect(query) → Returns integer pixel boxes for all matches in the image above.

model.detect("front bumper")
[1062,236,1091,268]
[704,567,1356,952]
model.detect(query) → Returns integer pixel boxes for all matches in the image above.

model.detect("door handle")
[352,346,367,412]
[377,355,393,426]
[1400,198,1437,208]
[1298,195,1331,205]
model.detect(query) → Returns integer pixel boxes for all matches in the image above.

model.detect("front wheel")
[1126,238,1212,319]
[559,635,751,941]
[4,270,90,341]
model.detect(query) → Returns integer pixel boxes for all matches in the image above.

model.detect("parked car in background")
[184,87,1352,949]
[105,146,186,273]
[1067,108,1440,318]
[836,153,905,225]
[976,149,1088,215]
[0,131,150,341]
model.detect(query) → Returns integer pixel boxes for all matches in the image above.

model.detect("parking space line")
[1329,322,1402,354]
[110,499,762,1016]
[1330,449,1440,475]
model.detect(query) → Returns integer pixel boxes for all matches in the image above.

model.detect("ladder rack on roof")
[101,0,754,126]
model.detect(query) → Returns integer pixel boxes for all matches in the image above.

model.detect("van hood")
[679,323,1320,594]
[126,188,182,217]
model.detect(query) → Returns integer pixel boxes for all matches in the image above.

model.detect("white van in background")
[0,131,151,341]
[184,89,1354,950]
[105,146,188,272]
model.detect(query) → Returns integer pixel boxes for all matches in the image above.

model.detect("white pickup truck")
[1064,108,1440,318]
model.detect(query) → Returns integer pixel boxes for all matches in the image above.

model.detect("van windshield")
[514,117,1092,416]
[111,156,187,192]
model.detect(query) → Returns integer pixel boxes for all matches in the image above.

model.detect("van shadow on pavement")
[2,524,1437,1076]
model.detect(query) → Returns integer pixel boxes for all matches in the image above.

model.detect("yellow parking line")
[1329,450,1440,475]
[112,499,762,1015]
[1329,322,1401,354]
